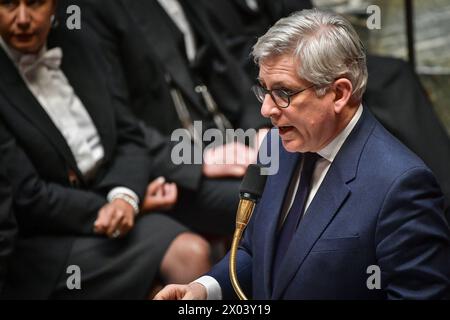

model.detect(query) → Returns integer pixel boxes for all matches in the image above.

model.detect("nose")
[16,4,31,30]
[260,94,280,119]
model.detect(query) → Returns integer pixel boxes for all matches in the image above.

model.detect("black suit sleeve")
[0,138,16,294]
[0,125,106,236]
[80,0,203,192]
[103,59,203,191]
[142,125,203,191]
[94,93,152,202]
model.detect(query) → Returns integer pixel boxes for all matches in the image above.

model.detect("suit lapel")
[270,108,375,299]
[0,48,81,178]
[50,31,115,161]
[259,136,300,298]
[271,163,350,299]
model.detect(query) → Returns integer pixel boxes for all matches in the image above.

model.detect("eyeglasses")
[252,83,315,108]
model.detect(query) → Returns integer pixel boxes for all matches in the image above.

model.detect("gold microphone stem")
[230,226,247,300]
[229,199,255,300]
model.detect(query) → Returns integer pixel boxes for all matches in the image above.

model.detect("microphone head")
[240,164,268,201]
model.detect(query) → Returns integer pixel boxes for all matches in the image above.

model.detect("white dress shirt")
[157,0,197,63]
[196,105,364,299]
[0,38,140,210]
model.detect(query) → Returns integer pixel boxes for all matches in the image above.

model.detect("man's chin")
[281,139,301,153]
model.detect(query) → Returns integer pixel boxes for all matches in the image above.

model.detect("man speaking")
[155,9,450,300]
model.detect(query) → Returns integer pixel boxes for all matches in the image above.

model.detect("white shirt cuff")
[194,276,222,300]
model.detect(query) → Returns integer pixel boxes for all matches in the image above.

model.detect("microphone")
[229,164,268,300]
[240,163,268,201]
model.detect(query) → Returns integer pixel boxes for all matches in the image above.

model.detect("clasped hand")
[94,177,178,238]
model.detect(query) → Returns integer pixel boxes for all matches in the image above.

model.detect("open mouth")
[278,126,294,135]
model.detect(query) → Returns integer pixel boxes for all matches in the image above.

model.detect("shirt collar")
[317,104,363,162]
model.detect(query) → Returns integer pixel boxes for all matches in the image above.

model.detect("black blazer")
[0,23,151,298]
[202,0,313,78]
[55,0,204,191]
[129,0,268,131]
[77,0,268,134]
[0,128,16,295]
[63,0,266,191]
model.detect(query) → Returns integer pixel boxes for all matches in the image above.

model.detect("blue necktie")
[272,152,320,280]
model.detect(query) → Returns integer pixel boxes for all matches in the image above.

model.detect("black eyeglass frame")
[252,84,315,108]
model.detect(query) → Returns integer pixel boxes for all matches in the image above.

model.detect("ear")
[332,78,353,114]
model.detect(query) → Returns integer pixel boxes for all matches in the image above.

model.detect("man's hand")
[153,282,207,300]
[142,177,178,212]
[94,198,135,238]
[203,142,257,178]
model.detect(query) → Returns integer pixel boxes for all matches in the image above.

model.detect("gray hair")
[252,9,367,102]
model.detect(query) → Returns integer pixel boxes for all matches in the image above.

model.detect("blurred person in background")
[0,0,210,299]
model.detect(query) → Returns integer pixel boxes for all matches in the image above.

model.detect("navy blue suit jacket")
[209,109,450,299]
